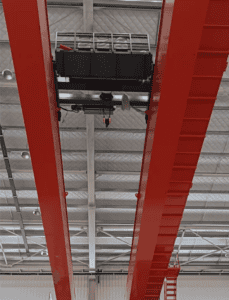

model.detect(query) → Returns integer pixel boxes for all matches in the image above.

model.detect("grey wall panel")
[0,275,56,300]
[74,275,88,300]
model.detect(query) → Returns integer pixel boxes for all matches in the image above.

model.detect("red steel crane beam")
[127,0,229,299]
[2,1,75,299]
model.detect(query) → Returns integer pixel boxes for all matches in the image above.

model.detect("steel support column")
[83,0,96,278]
[2,1,75,299]
[127,0,229,299]
[86,115,96,272]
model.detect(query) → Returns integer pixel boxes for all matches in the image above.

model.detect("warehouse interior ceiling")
[1,0,229,278]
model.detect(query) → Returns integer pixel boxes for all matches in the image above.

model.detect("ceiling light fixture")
[2,69,15,80]
[21,151,30,159]
[33,209,41,216]
[41,249,48,256]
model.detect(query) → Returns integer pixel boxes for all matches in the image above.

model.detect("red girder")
[2,1,75,299]
[127,0,229,299]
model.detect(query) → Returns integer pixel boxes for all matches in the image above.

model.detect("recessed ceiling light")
[21,151,30,159]
[41,249,48,256]
[33,209,41,216]
[2,69,15,80]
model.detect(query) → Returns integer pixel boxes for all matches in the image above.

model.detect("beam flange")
[1,1,75,299]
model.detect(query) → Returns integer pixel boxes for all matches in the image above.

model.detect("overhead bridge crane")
[2,0,229,299]
[53,31,154,126]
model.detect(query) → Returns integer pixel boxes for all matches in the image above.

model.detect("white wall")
[0,274,127,300]
[0,275,56,300]
[0,275,88,300]
[1,274,229,300]
[97,275,127,300]
[160,276,229,300]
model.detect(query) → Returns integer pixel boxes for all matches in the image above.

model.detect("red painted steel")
[127,0,229,299]
[60,44,73,51]
[2,1,75,299]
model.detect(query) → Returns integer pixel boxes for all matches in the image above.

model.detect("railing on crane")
[55,32,150,53]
